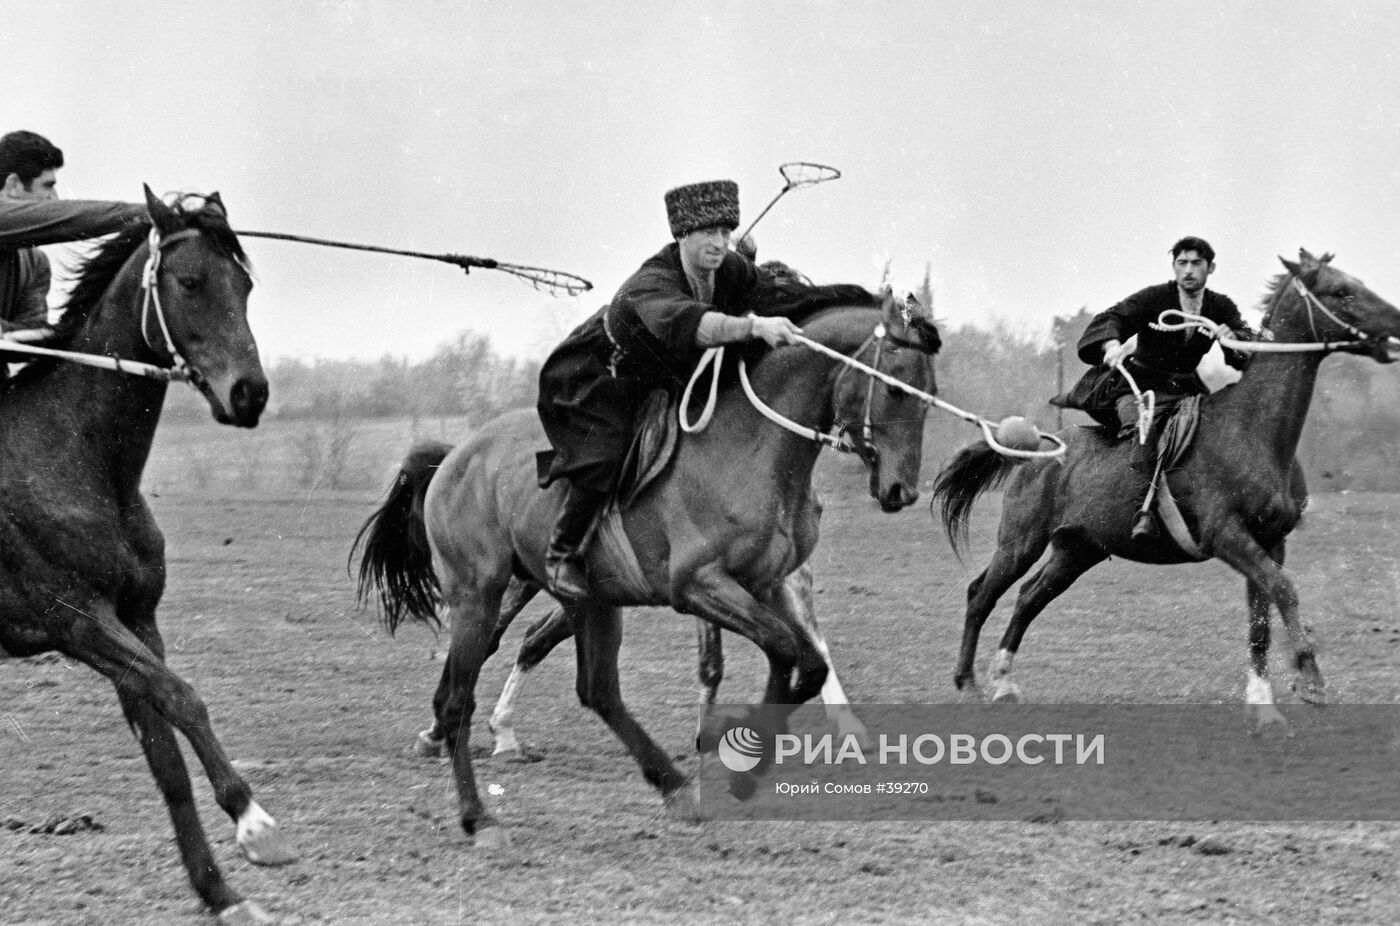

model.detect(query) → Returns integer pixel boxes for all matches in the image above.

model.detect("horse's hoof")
[832,712,873,752]
[469,821,508,850]
[695,719,726,754]
[956,681,984,703]
[728,772,757,802]
[218,900,277,925]
[1246,703,1295,738]
[413,730,445,759]
[990,686,1023,704]
[240,827,298,867]
[1292,679,1328,707]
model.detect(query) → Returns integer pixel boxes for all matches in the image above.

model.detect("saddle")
[588,388,682,601]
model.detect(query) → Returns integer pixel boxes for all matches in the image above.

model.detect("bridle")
[0,214,227,385]
[140,225,205,385]
[831,321,932,462]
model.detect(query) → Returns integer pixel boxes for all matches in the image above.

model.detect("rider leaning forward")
[1054,236,1255,539]
[536,178,880,599]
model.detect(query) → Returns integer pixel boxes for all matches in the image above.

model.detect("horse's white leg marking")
[783,569,870,749]
[414,725,444,758]
[488,663,530,756]
[217,899,276,924]
[1245,668,1290,731]
[988,648,1023,703]
[235,800,295,866]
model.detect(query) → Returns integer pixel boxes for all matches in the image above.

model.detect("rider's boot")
[545,482,607,600]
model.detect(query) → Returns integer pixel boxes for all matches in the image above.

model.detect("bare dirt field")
[4,423,1400,925]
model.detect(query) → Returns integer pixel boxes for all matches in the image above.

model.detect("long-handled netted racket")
[234,230,593,296]
[735,162,841,244]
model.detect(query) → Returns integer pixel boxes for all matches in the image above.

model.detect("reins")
[1150,275,1385,354]
[680,319,1068,460]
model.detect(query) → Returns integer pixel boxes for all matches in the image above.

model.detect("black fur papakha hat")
[664,180,740,238]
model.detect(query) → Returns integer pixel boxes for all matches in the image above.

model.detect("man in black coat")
[1053,236,1253,538]
[536,179,876,599]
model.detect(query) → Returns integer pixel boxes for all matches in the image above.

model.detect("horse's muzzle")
[876,482,919,513]
[206,374,269,427]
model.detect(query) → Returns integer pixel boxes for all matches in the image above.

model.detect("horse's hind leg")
[954,529,1053,699]
[417,577,542,758]
[569,602,691,813]
[489,601,573,757]
[989,535,1106,702]
[435,579,508,837]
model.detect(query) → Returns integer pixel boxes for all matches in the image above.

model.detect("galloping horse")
[0,189,294,921]
[932,250,1400,725]
[355,292,940,836]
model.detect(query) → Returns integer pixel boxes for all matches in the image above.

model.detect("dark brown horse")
[355,293,939,836]
[932,250,1400,727]
[0,189,293,921]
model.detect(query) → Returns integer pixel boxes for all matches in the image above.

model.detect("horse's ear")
[1298,248,1322,273]
[1279,255,1302,277]
[143,184,180,236]
[206,191,227,216]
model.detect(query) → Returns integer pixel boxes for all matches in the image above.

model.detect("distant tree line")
[165,331,541,428]
[158,277,1400,491]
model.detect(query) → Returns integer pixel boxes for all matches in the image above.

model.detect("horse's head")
[834,291,940,512]
[141,185,268,426]
[1277,249,1400,362]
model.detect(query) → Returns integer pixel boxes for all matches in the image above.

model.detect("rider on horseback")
[536,179,879,599]
[1,131,146,340]
[1053,236,1255,539]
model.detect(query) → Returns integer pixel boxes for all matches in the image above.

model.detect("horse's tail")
[350,440,453,635]
[930,440,1017,557]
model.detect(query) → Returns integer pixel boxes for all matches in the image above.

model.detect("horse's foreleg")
[677,568,826,712]
[489,603,572,757]
[569,603,690,808]
[113,689,248,916]
[70,604,293,914]
[777,564,870,748]
[1214,525,1323,711]
[991,538,1105,703]
[1245,575,1290,731]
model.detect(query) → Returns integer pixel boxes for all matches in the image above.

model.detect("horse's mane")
[745,271,877,325]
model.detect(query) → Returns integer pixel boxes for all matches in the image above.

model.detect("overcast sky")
[6,1,1399,363]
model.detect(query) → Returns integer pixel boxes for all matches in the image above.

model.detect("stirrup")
[1130,508,1158,541]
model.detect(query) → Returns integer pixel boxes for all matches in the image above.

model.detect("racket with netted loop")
[735,162,841,244]
[234,230,593,296]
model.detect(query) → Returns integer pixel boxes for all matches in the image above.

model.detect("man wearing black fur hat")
[536,178,877,599]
